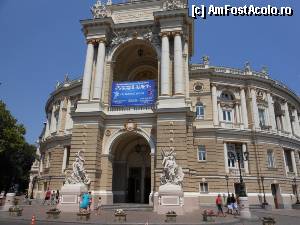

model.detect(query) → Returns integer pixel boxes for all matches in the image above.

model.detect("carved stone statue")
[244,61,251,73]
[65,151,91,185]
[160,149,184,186]
[202,55,210,66]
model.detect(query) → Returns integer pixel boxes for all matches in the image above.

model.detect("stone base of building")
[58,183,88,212]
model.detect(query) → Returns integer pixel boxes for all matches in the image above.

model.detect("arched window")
[220,91,235,101]
[196,103,204,119]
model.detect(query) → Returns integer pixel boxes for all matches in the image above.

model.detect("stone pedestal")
[58,183,88,212]
[154,183,184,215]
[239,197,252,218]
[0,193,16,211]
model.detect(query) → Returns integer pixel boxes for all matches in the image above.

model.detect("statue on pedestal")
[160,149,184,186]
[65,151,90,185]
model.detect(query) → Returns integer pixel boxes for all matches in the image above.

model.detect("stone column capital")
[86,38,106,45]
[172,31,183,36]
[159,31,171,37]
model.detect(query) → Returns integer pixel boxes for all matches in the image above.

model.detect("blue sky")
[0,0,299,144]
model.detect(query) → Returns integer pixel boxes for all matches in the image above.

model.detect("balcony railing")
[107,105,157,112]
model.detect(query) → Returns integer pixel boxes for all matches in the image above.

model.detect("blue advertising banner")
[111,80,156,106]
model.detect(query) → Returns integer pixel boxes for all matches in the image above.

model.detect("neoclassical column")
[65,98,73,131]
[173,31,184,95]
[242,143,249,174]
[224,143,229,173]
[291,151,298,176]
[44,113,51,138]
[93,38,106,100]
[81,40,95,100]
[218,102,223,126]
[240,88,249,129]
[283,101,292,134]
[267,93,277,131]
[61,146,68,173]
[235,104,240,124]
[212,84,219,126]
[250,88,260,129]
[50,105,56,133]
[183,40,190,99]
[56,100,64,133]
[160,32,170,96]
[292,109,300,136]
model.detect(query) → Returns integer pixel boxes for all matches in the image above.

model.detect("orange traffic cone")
[31,215,36,225]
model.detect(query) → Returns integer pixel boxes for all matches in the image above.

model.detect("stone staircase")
[101,203,153,211]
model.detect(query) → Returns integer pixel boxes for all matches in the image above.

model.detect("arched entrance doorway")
[111,132,151,204]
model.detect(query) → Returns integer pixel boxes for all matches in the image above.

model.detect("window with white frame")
[284,149,294,172]
[199,182,209,193]
[267,149,275,168]
[258,108,266,128]
[196,103,204,119]
[223,109,233,122]
[198,145,206,161]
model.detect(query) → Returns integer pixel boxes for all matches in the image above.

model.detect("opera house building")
[29,0,300,210]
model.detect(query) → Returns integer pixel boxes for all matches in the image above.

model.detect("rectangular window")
[198,145,206,161]
[258,108,266,127]
[223,110,232,122]
[196,105,204,119]
[200,182,209,193]
[227,143,244,168]
[267,150,275,168]
[66,146,71,167]
[284,150,294,172]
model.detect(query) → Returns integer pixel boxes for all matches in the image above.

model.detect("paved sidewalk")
[3,200,300,225]
[0,203,239,225]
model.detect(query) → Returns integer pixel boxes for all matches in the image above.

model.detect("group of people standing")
[215,193,239,216]
[79,191,102,215]
[43,188,60,205]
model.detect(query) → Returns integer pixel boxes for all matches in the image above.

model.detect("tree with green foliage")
[0,100,36,193]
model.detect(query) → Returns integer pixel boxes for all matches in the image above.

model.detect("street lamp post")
[228,151,248,197]
[260,176,269,208]
[228,148,251,218]
[293,177,300,205]
[225,175,229,195]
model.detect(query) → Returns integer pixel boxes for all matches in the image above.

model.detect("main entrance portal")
[112,133,151,204]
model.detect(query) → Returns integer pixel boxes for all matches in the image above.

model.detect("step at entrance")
[101,203,153,211]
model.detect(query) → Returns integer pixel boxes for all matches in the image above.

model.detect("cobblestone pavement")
[1,202,300,225]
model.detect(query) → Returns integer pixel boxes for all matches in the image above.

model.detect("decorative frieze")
[163,0,187,11]
[90,0,111,19]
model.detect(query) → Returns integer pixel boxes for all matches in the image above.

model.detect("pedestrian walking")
[95,197,102,215]
[88,191,92,212]
[43,188,51,205]
[216,194,225,217]
[50,190,56,205]
[231,193,239,215]
[226,194,232,214]
[56,190,60,204]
